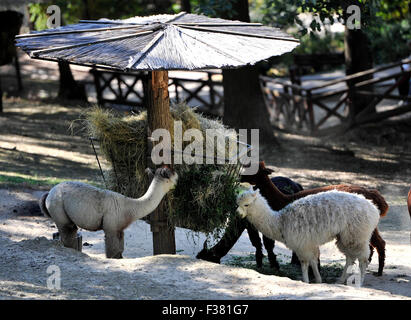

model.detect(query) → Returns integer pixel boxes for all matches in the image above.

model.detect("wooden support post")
[146,70,176,255]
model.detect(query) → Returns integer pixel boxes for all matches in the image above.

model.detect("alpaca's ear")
[145,167,155,181]
[262,168,275,175]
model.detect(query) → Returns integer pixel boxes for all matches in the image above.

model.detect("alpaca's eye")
[244,204,249,207]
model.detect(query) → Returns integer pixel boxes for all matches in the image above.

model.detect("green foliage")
[27,4,49,31]
[28,1,83,30]
[294,30,344,55]
[367,18,411,64]
[193,0,239,19]
[85,0,154,19]
[254,0,411,64]
[28,0,167,31]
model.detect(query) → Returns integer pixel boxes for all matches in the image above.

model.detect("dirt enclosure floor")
[0,97,411,300]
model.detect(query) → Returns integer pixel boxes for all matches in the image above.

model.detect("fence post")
[306,90,315,132]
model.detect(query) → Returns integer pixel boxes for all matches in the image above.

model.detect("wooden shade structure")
[16,12,299,255]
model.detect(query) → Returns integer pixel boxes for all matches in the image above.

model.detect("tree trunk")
[221,0,276,144]
[223,67,275,142]
[57,60,87,101]
[82,0,91,20]
[146,70,176,255]
[181,0,191,13]
[344,25,374,119]
[56,11,87,102]
[153,0,172,14]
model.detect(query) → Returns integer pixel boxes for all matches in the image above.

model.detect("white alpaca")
[39,167,178,258]
[236,189,380,286]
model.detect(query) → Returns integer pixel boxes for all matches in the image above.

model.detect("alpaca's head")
[236,189,258,218]
[153,166,178,192]
[240,161,274,185]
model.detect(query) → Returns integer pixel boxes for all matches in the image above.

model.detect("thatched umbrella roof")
[15,12,299,71]
[15,12,299,255]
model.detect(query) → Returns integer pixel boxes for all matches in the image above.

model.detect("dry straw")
[84,103,242,236]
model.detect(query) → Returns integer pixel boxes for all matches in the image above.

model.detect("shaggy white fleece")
[237,189,380,285]
[42,167,178,258]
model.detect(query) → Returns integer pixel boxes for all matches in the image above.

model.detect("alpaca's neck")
[125,179,168,221]
[258,175,291,210]
[247,196,283,243]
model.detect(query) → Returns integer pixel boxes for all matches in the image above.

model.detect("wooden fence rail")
[90,58,411,136]
[260,58,411,135]
[90,68,223,115]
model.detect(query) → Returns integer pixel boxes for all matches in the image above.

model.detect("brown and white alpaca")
[241,161,388,276]
[39,167,178,258]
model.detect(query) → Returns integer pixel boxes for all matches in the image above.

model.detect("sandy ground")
[0,187,410,300]
[1,62,411,299]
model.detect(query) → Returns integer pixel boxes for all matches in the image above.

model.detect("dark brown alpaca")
[241,161,389,276]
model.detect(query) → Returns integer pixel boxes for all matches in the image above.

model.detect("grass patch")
[0,173,102,189]
[225,254,344,283]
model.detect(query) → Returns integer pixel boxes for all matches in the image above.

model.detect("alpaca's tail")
[332,185,389,217]
[367,189,389,218]
[39,192,51,218]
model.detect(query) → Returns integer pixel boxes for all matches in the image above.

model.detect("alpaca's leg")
[59,224,79,250]
[50,204,80,250]
[309,247,321,283]
[246,223,264,268]
[60,225,79,250]
[118,230,124,256]
[296,248,317,283]
[358,257,369,287]
[337,256,355,284]
[309,259,322,283]
[104,230,124,259]
[368,244,374,262]
[291,252,321,277]
[262,235,279,270]
[196,218,246,263]
[358,244,371,286]
[370,228,386,276]
[300,261,310,283]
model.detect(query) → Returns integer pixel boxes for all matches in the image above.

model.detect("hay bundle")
[86,108,148,198]
[85,103,241,236]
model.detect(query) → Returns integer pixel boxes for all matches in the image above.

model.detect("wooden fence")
[90,58,411,136]
[260,58,411,135]
[90,68,223,115]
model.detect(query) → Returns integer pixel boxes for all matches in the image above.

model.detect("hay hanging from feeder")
[84,103,242,237]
